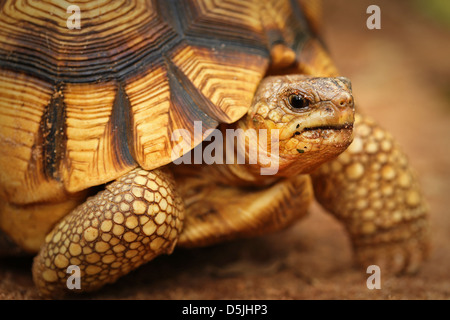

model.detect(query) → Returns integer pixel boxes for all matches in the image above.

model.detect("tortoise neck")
[206,115,288,186]
[171,114,308,187]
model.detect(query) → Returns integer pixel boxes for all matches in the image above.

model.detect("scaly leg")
[312,114,430,274]
[32,168,184,298]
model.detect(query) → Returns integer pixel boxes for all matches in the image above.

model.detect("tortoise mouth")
[280,109,355,140]
[292,122,353,137]
[302,122,354,132]
[291,122,354,148]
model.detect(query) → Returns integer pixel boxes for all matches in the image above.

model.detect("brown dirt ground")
[0,0,449,300]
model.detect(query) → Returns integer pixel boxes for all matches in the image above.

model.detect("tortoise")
[0,0,429,298]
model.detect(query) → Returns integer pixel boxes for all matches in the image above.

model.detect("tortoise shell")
[0,0,321,204]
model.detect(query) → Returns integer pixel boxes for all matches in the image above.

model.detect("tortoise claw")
[353,216,430,275]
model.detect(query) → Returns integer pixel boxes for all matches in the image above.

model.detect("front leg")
[32,168,184,298]
[312,114,430,274]
[175,170,312,248]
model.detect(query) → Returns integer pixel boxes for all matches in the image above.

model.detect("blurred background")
[1,0,449,299]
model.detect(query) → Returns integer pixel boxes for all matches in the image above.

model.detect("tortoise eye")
[288,94,309,109]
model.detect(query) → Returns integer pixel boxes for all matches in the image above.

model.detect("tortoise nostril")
[336,93,353,108]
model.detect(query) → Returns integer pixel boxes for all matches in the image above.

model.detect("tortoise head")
[246,75,355,176]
